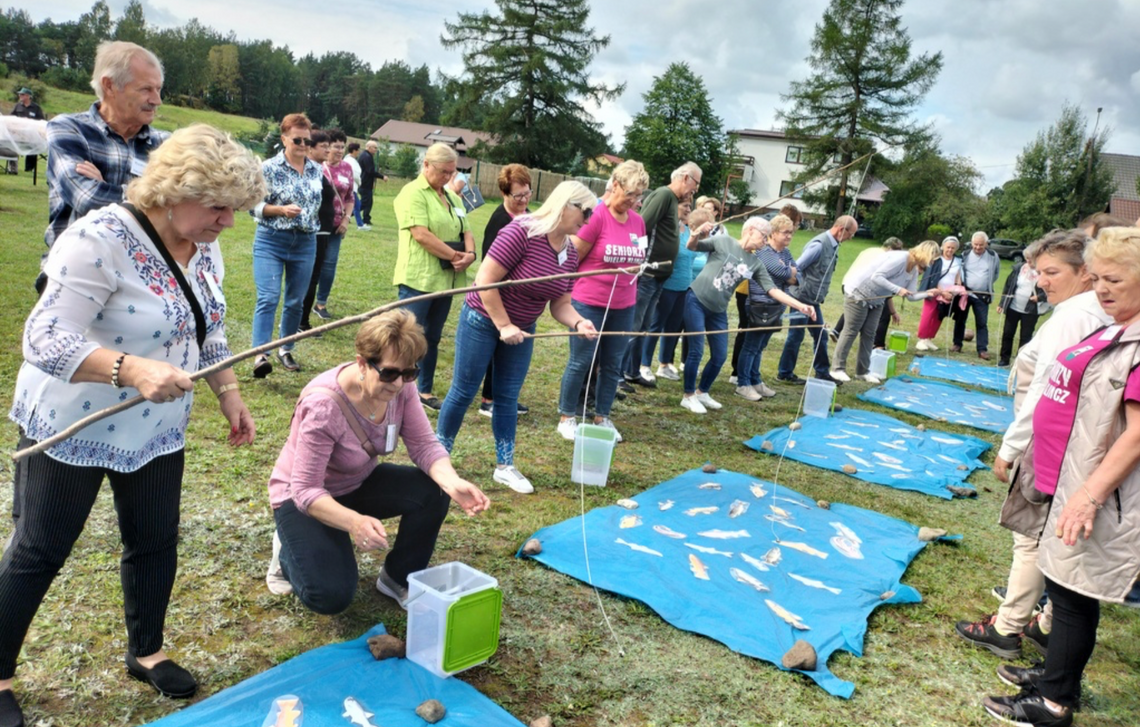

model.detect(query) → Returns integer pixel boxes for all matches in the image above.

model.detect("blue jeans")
[777,303,829,379]
[559,301,633,418]
[436,305,534,465]
[642,287,687,367]
[682,290,728,394]
[352,192,364,227]
[316,233,343,305]
[398,285,453,396]
[953,293,991,353]
[273,463,451,615]
[737,329,777,387]
[622,275,666,377]
[252,226,317,351]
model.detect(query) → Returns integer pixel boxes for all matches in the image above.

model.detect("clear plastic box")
[571,423,617,487]
[406,562,502,678]
[869,349,896,379]
[803,378,837,418]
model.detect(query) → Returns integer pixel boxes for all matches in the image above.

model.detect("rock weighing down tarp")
[520,468,954,698]
[744,408,990,499]
[908,357,1010,393]
[143,625,524,727]
[858,376,1014,433]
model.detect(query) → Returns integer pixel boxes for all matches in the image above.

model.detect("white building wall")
[733,132,865,220]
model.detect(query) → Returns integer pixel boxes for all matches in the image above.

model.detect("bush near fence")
[467,160,607,202]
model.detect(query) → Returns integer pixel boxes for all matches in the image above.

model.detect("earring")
[167,209,173,222]
[359,373,365,381]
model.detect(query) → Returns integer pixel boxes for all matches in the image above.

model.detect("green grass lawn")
[1,139,1139,726]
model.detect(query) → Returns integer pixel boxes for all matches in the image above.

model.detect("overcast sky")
[25,0,1140,190]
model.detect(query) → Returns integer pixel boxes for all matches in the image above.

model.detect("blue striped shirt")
[749,246,795,304]
[45,103,168,248]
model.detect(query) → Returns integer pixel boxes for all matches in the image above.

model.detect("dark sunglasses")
[572,202,593,223]
[291,137,315,147]
[369,361,420,383]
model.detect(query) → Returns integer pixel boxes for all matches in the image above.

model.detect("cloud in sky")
[27,0,1140,189]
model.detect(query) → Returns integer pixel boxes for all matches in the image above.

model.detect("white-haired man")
[952,231,1001,359]
[622,161,702,386]
[44,41,168,252]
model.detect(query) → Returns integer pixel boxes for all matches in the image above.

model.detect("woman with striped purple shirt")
[436,182,599,494]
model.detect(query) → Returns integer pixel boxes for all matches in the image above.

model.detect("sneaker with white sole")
[859,373,882,384]
[375,567,409,609]
[655,364,680,381]
[639,365,656,382]
[734,385,761,401]
[594,416,623,443]
[557,417,578,441]
[754,382,777,398]
[695,391,722,410]
[680,396,707,414]
[729,375,738,385]
[829,370,851,383]
[916,338,939,352]
[493,465,534,494]
[266,531,293,595]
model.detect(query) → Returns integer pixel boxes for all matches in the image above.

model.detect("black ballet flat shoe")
[125,653,198,699]
[0,690,24,727]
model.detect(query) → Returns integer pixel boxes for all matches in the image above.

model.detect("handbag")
[748,301,785,329]
[439,192,469,270]
[998,444,1053,538]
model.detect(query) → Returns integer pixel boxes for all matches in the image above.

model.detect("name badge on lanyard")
[129,156,148,177]
[558,247,569,266]
[384,423,399,454]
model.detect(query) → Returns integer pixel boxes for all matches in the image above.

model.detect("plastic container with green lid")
[406,562,502,678]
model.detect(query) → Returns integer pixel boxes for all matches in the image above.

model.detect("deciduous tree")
[778,0,942,217]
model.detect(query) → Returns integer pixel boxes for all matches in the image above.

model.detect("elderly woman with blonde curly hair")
[2,124,264,721]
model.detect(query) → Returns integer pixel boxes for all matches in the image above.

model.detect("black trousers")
[300,234,330,330]
[730,292,748,376]
[1039,576,1099,708]
[273,463,451,615]
[360,184,375,224]
[0,438,184,677]
[999,308,1039,363]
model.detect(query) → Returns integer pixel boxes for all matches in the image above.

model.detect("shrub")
[0,62,9,79]
[41,67,88,94]
[392,144,419,179]
[927,223,952,240]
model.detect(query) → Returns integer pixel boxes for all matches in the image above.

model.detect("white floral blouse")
[10,205,231,471]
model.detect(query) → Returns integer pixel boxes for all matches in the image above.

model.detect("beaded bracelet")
[111,354,127,388]
[215,383,240,398]
[1082,485,1104,510]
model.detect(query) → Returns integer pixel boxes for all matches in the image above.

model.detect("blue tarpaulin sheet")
[144,625,524,727]
[744,408,990,499]
[521,469,949,698]
[858,376,1014,433]
[908,357,1010,392]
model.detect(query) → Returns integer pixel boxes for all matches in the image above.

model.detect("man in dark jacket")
[8,87,44,174]
[358,140,377,226]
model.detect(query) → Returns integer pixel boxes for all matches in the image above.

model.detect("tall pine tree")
[440,0,623,171]
[778,0,942,218]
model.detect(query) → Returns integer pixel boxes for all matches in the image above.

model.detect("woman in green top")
[392,144,477,409]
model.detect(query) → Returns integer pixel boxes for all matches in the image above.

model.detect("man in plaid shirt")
[44,41,168,252]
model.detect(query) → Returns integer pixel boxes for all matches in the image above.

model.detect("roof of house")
[856,175,890,203]
[371,120,496,151]
[600,153,624,165]
[1103,152,1140,202]
[1110,198,1140,222]
[729,129,791,140]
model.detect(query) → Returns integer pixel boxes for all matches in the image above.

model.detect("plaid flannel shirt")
[45,103,168,248]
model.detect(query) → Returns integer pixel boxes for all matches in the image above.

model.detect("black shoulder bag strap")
[123,203,208,349]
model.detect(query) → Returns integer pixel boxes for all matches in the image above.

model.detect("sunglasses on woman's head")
[369,361,420,383]
[572,203,593,223]
[292,137,315,147]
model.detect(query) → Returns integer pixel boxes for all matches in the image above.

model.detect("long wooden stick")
[528,322,825,339]
[12,264,654,462]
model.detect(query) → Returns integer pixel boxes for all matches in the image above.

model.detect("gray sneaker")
[266,531,293,595]
[375,567,409,609]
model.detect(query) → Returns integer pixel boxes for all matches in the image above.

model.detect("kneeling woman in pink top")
[264,310,489,612]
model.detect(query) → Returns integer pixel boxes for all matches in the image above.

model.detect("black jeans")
[273,463,451,615]
[300,234,330,330]
[360,184,375,224]
[0,438,184,677]
[730,291,748,376]
[999,308,1039,363]
[952,293,991,352]
[1039,577,1099,708]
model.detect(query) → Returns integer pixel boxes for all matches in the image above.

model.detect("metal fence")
[467,159,607,203]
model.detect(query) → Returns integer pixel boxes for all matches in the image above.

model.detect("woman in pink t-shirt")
[264,311,489,613]
[556,161,649,444]
[985,227,1140,727]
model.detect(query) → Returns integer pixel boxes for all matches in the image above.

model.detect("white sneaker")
[680,395,707,414]
[594,416,623,443]
[493,465,534,494]
[358,224,372,231]
[916,338,937,352]
[375,567,409,610]
[557,417,578,441]
[829,370,851,383]
[639,365,656,382]
[729,375,738,385]
[695,391,723,410]
[859,373,882,384]
[754,382,777,398]
[735,385,761,401]
[266,531,293,596]
[656,364,680,381]
[678,362,685,371]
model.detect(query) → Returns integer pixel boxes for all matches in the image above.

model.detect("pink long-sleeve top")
[268,364,449,514]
